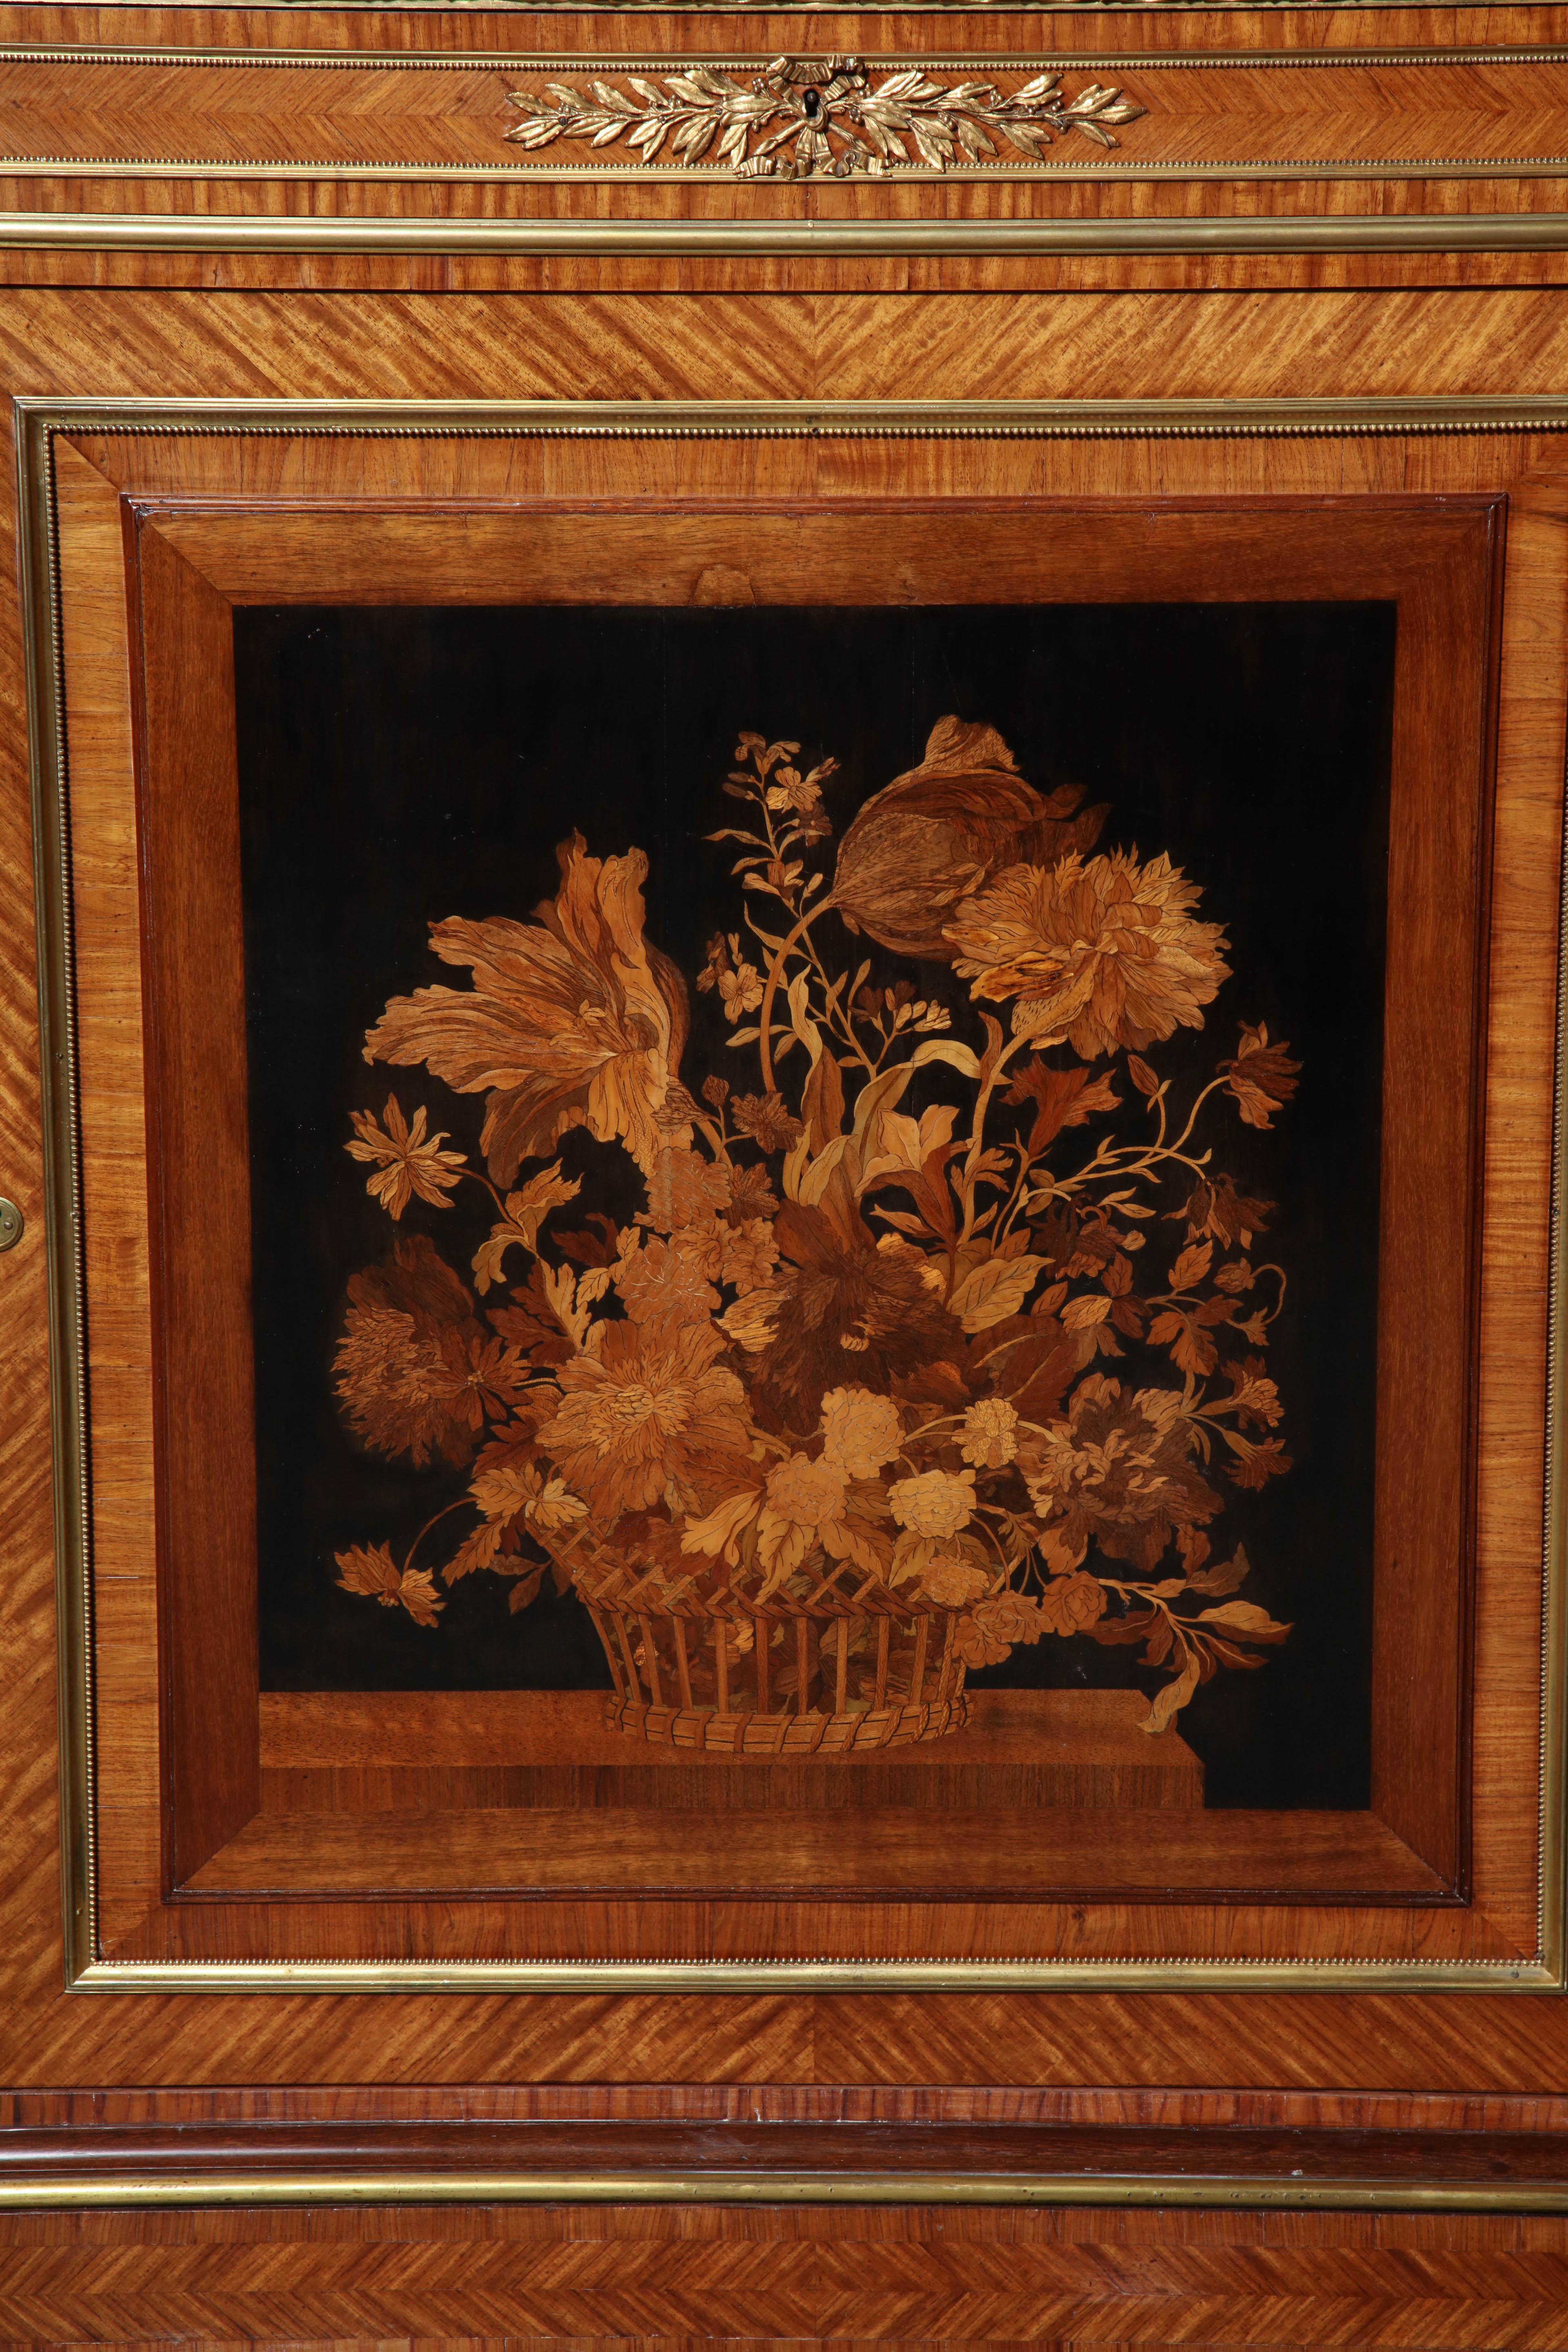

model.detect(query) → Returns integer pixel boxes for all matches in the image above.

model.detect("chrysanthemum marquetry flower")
[960,1396,1019,1470]
[346,1096,468,1221]
[819,1385,903,1479]
[888,1466,977,1540]
[943,849,1231,1059]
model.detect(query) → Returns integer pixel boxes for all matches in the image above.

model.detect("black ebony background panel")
[233,602,1394,1809]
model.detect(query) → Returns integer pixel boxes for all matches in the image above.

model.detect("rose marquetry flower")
[954,1589,1049,1669]
[959,1396,1019,1470]
[818,1385,903,1479]
[888,1466,977,1541]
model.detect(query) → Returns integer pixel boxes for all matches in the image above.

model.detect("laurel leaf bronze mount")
[503,55,1147,176]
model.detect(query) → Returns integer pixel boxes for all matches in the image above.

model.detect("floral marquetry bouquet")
[332,716,1299,1753]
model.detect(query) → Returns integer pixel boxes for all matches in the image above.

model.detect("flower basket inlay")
[332,716,1298,1751]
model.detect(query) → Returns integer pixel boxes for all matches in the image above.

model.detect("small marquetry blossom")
[345,1097,467,1220]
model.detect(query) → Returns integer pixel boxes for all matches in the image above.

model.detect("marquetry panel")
[4,276,1568,2117]
[22,412,1542,1980]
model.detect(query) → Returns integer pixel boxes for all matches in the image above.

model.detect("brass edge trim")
[7,158,1568,185]
[16,405,94,1990]
[3,2168,1568,2211]
[70,1957,1561,1992]
[24,394,1568,432]
[7,211,1568,252]
[1,40,1565,65]
[20,2,1561,13]
[26,391,1562,1998]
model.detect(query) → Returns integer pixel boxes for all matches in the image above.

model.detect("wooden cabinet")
[4,9,1568,2343]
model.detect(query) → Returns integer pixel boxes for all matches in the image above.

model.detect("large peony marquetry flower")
[944,848,1231,1059]
[364,833,690,1185]
[535,1318,753,1524]
[1022,1374,1221,1575]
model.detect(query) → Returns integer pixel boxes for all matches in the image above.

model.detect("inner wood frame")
[36,410,1557,1987]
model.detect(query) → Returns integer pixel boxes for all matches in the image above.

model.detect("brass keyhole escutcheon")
[0,1198,22,1253]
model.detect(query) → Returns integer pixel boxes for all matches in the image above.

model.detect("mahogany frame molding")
[18,393,1568,1998]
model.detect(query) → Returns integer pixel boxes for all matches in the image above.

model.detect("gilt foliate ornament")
[505,56,1147,178]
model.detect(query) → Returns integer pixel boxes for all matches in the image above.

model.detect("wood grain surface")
[124,510,261,1889]
[0,0,1567,303]
[53,443,163,1950]
[10,2203,1568,2349]
[258,1686,1210,1810]
[179,1805,1449,1899]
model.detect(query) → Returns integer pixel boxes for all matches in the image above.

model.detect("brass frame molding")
[6,211,1568,253]
[9,2162,1568,2216]
[20,393,1568,2002]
